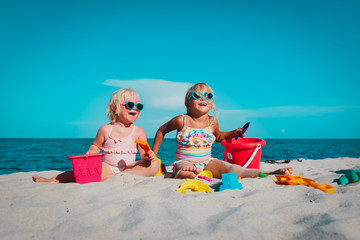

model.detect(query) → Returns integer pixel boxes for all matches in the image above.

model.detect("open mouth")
[199,103,208,106]
[129,112,137,116]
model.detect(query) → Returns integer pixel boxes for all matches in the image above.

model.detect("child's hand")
[146,150,157,162]
[86,149,98,155]
[234,127,246,138]
[86,144,101,155]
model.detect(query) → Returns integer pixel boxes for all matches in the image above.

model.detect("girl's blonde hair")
[106,88,140,123]
[185,82,216,114]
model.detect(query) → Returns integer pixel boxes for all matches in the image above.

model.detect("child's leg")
[173,161,201,179]
[262,168,293,176]
[32,162,117,183]
[32,170,75,183]
[203,159,256,178]
[101,162,118,181]
[204,159,293,179]
[122,158,161,177]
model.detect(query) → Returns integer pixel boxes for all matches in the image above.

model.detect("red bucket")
[221,138,266,169]
[68,153,104,184]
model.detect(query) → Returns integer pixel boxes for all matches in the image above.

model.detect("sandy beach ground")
[1,157,360,240]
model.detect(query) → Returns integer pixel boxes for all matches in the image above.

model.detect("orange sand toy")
[273,174,335,194]
[135,140,162,176]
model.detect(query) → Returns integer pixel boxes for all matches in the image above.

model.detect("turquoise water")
[0,138,359,175]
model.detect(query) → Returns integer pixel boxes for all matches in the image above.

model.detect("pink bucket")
[68,153,104,184]
[221,138,266,169]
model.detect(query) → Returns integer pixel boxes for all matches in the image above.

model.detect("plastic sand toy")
[221,138,266,169]
[197,170,213,182]
[273,174,335,193]
[177,179,213,194]
[338,169,360,185]
[68,153,104,184]
[135,140,162,177]
[218,172,243,191]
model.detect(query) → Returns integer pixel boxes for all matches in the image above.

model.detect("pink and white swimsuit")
[102,124,138,173]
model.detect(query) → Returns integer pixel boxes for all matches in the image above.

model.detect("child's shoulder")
[99,123,112,130]
[133,124,145,133]
[92,124,112,141]
[133,124,146,139]
[172,114,185,121]
[163,115,185,131]
[171,115,186,126]
[209,115,217,123]
[97,123,112,135]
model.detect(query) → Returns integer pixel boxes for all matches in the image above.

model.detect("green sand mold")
[338,169,360,185]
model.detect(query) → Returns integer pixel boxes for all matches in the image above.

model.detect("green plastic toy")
[338,169,360,185]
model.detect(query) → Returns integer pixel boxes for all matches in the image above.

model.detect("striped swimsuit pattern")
[176,115,216,161]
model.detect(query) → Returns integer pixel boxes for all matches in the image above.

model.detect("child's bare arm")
[213,119,243,142]
[134,126,150,160]
[86,125,107,154]
[152,116,182,155]
[133,126,156,162]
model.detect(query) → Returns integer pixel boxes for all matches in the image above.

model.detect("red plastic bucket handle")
[223,148,227,162]
[223,143,262,168]
[242,144,262,168]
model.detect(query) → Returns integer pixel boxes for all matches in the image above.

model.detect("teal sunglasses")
[122,101,144,111]
[188,91,214,101]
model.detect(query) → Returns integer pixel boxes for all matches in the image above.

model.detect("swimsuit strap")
[182,114,186,127]
[108,124,114,137]
[209,116,215,131]
[130,124,136,136]
[210,116,215,125]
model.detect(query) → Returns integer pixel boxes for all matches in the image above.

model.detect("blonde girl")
[33,88,159,183]
[153,83,293,179]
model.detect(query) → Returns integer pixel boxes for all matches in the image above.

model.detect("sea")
[0,138,359,175]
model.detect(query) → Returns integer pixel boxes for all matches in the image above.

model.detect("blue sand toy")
[338,169,360,185]
[218,172,243,191]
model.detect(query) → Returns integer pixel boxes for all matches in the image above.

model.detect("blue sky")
[1,0,359,139]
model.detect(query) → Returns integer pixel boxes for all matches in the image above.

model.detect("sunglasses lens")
[126,101,135,109]
[193,92,201,99]
[205,92,213,100]
[137,103,144,111]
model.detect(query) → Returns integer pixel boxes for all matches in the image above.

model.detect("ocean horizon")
[1,138,359,175]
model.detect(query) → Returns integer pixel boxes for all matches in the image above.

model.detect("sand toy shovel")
[273,174,335,193]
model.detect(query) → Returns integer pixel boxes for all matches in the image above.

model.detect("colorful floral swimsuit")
[174,115,216,171]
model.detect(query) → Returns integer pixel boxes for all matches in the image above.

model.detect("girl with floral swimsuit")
[152,83,293,179]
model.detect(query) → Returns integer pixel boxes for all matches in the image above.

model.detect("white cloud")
[219,105,356,118]
[103,79,193,109]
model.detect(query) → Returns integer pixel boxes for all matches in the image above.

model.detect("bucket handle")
[242,144,262,168]
[223,148,227,162]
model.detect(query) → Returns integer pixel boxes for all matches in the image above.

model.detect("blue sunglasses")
[122,101,144,111]
[188,91,214,101]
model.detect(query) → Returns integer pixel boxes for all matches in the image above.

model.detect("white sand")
[1,157,360,240]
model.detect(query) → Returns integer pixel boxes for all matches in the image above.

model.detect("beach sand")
[1,157,360,240]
